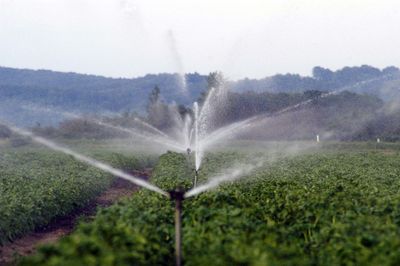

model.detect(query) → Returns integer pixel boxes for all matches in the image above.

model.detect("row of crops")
[21,148,400,265]
[0,149,149,245]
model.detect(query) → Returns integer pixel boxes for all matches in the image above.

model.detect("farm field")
[2,2,400,266]
[5,141,398,266]
[0,141,156,248]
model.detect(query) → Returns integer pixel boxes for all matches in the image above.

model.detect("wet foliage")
[20,147,400,265]
[0,150,144,245]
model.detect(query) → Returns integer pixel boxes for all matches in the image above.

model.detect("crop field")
[6,142,398,266]
[3,1,400,265]
[0,143,155,247]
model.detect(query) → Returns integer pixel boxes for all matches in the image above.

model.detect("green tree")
[197,71,225,105]
[147,86,161,113]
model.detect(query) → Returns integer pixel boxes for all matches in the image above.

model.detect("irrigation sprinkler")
[185,148,199,188]
[193,169,198,187]
[186,148,192,170]
[5,121,189,265]
[185,148,197,188]
[169,188,185,266]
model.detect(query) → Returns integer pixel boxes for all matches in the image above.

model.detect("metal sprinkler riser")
[193,169,199,188]
[169,188,185,266]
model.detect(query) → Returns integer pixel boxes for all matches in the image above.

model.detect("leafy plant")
[20,148,400,265]
[0,150,146,245]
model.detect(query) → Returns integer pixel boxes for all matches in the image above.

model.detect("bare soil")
[0,169,151,265]
[381,149,397,156]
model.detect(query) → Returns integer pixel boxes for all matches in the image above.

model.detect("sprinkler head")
[186,148,191,155]
[169,187,185,201]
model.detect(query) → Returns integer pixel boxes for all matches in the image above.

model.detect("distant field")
[13,141,400,266]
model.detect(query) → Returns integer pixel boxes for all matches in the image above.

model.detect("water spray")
[193,102,200,170]
[1,122,169,197]
[193,169,198,187]
[6,70,397,266]
[3,121,188,265]
[185,147,196,188]
[21,105,186,152]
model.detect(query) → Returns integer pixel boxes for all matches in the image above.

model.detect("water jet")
[193,169,199,188]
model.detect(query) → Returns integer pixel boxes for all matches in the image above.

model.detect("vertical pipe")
[194,170,198,187]
[186,148,193,186]
[175,196,182,266]
[170,189,184,266]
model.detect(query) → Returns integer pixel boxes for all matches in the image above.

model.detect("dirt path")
[0,169,151,265]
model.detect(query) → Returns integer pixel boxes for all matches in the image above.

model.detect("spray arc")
[3,73,398,265]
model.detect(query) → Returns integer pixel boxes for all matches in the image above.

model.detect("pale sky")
[0,0,400,80]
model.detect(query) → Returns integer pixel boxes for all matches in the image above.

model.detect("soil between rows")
[0,169,151,266]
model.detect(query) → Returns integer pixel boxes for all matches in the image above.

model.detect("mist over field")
[0,64,399,142]
[1,1,400,266]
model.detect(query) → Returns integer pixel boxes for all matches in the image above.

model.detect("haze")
[0,0,399,79]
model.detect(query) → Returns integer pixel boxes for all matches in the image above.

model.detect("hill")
[0,65,399,128]
[230,65,400,99]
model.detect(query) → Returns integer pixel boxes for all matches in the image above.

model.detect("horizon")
[1,63,397,82]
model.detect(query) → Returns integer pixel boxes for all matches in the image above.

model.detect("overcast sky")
[0,0,400,80]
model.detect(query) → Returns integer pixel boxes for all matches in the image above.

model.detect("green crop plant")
[20,149,400,266]
[0,150,148,245]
